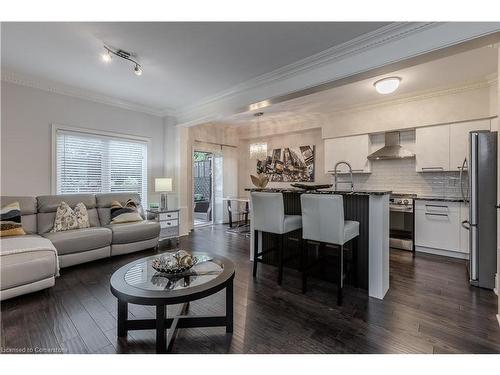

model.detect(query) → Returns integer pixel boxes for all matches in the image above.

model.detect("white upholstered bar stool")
[300,194,359,305]
[251,192,302,285]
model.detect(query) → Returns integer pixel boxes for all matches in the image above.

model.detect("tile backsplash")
[338,158,467,197]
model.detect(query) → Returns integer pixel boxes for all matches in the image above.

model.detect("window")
[55,129,148,203]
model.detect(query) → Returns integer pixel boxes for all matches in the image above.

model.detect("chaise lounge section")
[0,197,59,301]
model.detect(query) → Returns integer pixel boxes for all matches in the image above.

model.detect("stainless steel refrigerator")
[461,130,497,289]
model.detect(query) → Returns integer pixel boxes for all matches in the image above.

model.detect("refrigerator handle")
[459,157,468,202]
[461,220,470,230]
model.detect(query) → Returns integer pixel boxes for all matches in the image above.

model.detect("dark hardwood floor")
[1,224,500,354]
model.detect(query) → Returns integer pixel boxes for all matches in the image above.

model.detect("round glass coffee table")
[110,252,235,353]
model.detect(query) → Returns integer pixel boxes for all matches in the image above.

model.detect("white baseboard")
[415,246,469,260]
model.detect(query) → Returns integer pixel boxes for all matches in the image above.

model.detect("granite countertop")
[414,195,465,203]
[244,188,391,196]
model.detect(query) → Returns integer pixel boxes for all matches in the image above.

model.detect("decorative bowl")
[250,173,269,188]
[152,250,199,274]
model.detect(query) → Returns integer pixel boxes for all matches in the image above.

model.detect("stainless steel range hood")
[367,131,415,160]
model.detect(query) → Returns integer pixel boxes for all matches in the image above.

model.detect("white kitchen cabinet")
[415,125,450,172]
[459,202,469,254]
[449,119,490,172]
[415,200,460,253]
[324,134,371,174]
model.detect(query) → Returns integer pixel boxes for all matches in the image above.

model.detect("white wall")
[1,81,165,205]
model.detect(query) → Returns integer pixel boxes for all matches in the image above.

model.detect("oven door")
[389,208,414,251]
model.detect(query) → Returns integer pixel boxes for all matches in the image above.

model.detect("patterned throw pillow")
[51,202,78,232]
[74,202,90,229]
[110,199,143,224]
[51,202,91,232]
[0,202,26,237]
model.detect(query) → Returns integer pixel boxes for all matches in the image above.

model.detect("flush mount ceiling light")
[101,45,143,76]
[374,77,401,94]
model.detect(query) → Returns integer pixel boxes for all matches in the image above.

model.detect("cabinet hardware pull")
[457,166,468,170]
[425,204,448,209]
[425,212,448,217]
[421,167,444,171]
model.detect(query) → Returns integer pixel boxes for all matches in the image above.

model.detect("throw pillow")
[74,202,90,229]
[110,199,143,224]
[51,202,78,232]
[0,202,26,237]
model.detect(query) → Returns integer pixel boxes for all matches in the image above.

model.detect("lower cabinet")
[415,200,468,259]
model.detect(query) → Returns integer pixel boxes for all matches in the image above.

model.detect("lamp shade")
[155,177,173,192]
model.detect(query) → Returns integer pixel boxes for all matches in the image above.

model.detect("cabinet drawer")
[415,203,460,251]
[159,212,178,221]
[160,227,179,238]
[415,200,460,213]
[160,219,178,229]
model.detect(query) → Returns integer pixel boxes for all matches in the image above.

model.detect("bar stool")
[251,192,302,285]
[300,194,359,305]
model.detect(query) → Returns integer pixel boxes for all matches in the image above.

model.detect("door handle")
[461,220,470,230]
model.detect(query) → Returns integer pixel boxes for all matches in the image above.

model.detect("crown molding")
[1,70,175,117]
[176,22,439,122]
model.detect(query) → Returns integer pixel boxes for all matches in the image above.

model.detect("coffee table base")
[117,280,233,353]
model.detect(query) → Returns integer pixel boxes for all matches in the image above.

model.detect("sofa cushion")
[1,234,58,290]
[37,194,99,234]
[1,202,26,237]
[42,227,112,255]
[37,194,96,212]
[107,220,160,244]
[1,196,38,234]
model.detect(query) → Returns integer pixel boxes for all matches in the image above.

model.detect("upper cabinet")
[416,119,491,172]
[415,125,450,172]
[449,119,491,171]
[324,134,371,174]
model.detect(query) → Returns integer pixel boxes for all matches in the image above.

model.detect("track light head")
[134,64,143,76]
[101,51,112,63]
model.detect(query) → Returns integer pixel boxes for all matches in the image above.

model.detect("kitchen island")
[245,188,391,299]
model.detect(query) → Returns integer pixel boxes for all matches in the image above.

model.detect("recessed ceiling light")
[374,77,401,94]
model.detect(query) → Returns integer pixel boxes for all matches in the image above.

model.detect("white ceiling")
[1,22,390,112]
[221,46,498,126]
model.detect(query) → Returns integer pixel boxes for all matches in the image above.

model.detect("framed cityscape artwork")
[256,145,315,182]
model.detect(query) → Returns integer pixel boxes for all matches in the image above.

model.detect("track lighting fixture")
[101,45,143,76]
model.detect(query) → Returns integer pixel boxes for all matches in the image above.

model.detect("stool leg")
[277,234,284,285]
[253,230,259,278]
[352,237,358,288]
[301,238,307,294]
[337,245,343,306]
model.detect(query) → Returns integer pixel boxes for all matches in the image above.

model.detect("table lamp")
[155,177,173,210]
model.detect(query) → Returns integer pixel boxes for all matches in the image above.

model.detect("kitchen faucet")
[333,161,354,192]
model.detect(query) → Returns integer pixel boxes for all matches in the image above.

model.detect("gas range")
[389,193,416,252]
[389,193,416,212]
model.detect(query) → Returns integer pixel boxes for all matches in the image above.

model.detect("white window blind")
[56,129,148,203]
